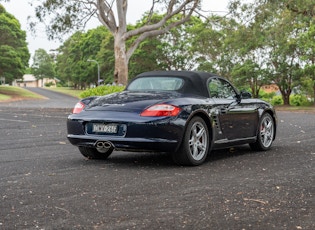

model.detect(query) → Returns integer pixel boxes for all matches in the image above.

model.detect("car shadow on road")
[72,144,263,168]
[207,145,254,162]
[97,151,175,168]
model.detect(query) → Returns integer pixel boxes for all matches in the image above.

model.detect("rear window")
[127,77,184,91]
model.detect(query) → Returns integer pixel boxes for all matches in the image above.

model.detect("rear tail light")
[140,104,181,117]
[72,101,85,114]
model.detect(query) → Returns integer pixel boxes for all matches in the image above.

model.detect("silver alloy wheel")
[188,121,208,161]
[260,115,274,148]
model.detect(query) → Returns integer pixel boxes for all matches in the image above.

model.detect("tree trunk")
[283,94,290,105]
[114,37,128,85]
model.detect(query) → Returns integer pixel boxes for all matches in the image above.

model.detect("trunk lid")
[85,91,181,113]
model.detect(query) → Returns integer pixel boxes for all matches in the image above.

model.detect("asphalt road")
[0,89,314,229]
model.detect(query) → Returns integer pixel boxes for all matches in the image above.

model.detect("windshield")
[127,77,184,91]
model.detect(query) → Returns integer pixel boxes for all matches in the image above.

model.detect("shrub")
[290,94,311,106]
[80,85,125,98]
[45,82,55,87]
[271,95,283,105]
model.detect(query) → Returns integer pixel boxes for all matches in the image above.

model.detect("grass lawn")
[0,86,45,101]
[45,87,82,98]
[0,94,11,101]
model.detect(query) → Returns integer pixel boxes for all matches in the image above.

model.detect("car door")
[208,78,257,140]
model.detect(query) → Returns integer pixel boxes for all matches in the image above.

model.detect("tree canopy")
[1,0,314,105]
[0,4,30,84]
[32,0,202,85]
[31,48,55,80]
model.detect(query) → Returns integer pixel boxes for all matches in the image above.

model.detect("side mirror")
[240,91,252,99]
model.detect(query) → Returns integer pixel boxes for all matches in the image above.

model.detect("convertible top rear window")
[127,77,184,91]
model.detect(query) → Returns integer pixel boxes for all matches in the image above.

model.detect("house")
[13,74,58,87]
[261,84,279,94]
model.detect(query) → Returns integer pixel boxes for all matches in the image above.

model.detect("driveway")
[0,87,78,109]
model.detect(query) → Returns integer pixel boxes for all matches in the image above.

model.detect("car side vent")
[212,115,222,135]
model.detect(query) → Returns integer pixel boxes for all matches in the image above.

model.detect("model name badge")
[93,124,117,133]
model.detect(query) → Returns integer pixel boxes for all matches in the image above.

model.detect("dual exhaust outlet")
[95,140,113,149]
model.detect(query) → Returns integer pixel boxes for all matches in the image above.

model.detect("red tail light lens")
[140,104,181,117]
[72,102,85,114]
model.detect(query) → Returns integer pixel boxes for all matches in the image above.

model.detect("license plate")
[92,124,117,133]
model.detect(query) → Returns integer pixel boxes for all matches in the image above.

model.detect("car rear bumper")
[67,134,179,152]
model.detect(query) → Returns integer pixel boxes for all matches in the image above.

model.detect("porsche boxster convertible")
[67,71,277,166]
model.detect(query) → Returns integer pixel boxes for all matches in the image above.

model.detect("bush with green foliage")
[45,82,55,87]
[80,85,125,98]
[271,95,283,105]
[290,94,311,106]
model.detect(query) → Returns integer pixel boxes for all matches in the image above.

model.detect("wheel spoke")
[196,127,205,139]
[197,141,206,151]
[260,116,273,147]
[188,122,208,161]
[192,145,199,158]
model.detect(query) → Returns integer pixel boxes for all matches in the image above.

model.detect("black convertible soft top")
[131,70,219,97]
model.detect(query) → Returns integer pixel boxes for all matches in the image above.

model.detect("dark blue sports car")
[67,71,277,166]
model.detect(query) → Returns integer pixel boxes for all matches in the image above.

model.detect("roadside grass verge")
[0,94,11,101]
[0,86,45,101]
[275,105,315,113]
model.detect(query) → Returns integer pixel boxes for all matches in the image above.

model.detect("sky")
[2,0,229,58]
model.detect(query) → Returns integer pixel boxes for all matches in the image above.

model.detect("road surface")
[0,89,314,229]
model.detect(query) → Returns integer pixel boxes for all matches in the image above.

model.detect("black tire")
[250,113,275,151]
[78,146,113,160]
[172,116,210,166]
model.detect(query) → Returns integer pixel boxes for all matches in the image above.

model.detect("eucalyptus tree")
[32,0,202,85]
[97,14,199,82]
[0,4,30,83]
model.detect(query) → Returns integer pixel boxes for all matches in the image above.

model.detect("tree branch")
[123,0,199,40]
[116,0,128,34]
[126,13,193,61]
[97,0,117,32]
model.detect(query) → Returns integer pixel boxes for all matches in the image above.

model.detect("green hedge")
[260,94,312,106]
[80,85,125,98]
